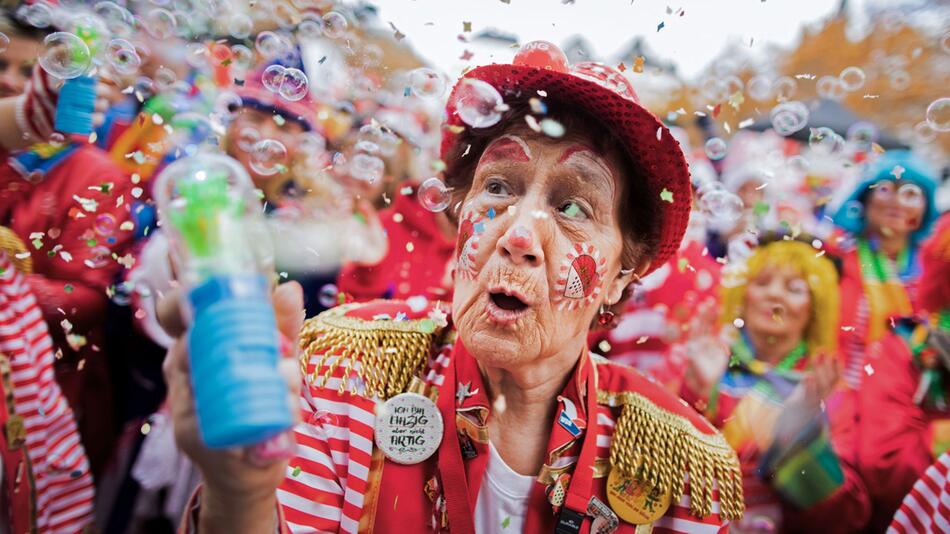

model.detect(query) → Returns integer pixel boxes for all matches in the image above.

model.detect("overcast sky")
[369,0,878,80]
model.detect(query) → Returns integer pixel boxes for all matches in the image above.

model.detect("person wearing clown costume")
[681,238,870,532]
[830,150,939,389]
[160,41,744,533]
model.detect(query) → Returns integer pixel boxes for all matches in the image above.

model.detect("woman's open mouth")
[486,290,530,324]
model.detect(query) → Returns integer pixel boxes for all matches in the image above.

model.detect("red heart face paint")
[456,210,484,280]
[554,243,607,310]
[479,134,532,165]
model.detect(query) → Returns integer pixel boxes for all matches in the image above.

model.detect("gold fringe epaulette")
[298,302,443,400]
[599,390,744,521]
[0,226,31,275]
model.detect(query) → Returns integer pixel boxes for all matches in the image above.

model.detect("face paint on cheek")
[480,135,532,165]
[553,242,608,310]
[455,210,485,280]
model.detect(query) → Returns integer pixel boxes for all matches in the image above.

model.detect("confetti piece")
[891,165,905,180]
[502,517,511,529]
[463,21,472,32]
[617,62,626,72]
[486,207,496,219]
[388,22,405,41]
[636,336,649,344]
[660,189,674,203]
[657,21,665,32]
[864,364,874,376]
[292,466,302,477]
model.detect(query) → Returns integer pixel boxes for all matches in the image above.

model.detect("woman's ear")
[605,257,650,306]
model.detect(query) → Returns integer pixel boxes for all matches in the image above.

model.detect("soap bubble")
[454,78,504,128]
[94,2,135,37]
[913,121,936,144]
[227,13,253,39]
[787,155,810,174]
[256,31,292,60]
[154,66,177,91]
[278,68,309,101]
[318,284,339,308]
[39,32,91,79]
[700,77,728,102]
[230,44,254,72]
[261,64,286,92]
[816,76,845,101]
[808,127,844,156]
[143,8,177,40]
[772,77,797,101]
[0,33,9,53]
[418,177,451,212]
[925,97,950,132]
[95,213,117,236]
[22,3,53,28]
[409,67,446,99]
[847,121,877,146]
[843,200,863,220]
[321,11,348,39]
[236,127,260,152]
[889,71,910,91]
[214,91,243,121]
[298,132,326,159]
[839,66,866,92]
[358,124,399,157]
[355,140,380,155]
[897,183,925,208]
[702,190,744,225]
[770,101,809,136]
[348,153,385,183]
[106,39,141,75]
[941,32,950,54]
[746,75,772,101]
[133,76,156,100]
[297,16,323,39]
[704,137,727,161]
[250,139,288,176]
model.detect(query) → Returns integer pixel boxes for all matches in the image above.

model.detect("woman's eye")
[486,180,509,196]
[559,201,586,219]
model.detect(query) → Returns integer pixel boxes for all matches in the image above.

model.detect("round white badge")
[374,392,444,464]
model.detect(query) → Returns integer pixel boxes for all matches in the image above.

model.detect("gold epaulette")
[0,226,31,275]
[599,390,744,521]
[298,301,445,400]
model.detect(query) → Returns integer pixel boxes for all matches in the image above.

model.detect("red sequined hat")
[440,41,691,274]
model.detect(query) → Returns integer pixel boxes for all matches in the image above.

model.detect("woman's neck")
[869,228,908,259]
[746,328,802,366]
[480,339,584,476]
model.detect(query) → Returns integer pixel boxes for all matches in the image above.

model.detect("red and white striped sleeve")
[889,453,950,534]
[277,356,377,533]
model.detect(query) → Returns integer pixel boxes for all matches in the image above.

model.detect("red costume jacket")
[0,143,135,474]
[857,327,949,532]
[337,190,455,303]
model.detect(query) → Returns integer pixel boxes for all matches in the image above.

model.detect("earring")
[598,304,617,328]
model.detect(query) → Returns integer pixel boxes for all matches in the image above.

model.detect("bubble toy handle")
[55,75,96,135]
[155,154,292,449]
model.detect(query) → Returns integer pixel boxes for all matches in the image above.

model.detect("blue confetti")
[657,21,665,31]
[486,207,496,219]
[404,86,411,97]
[474,222,486,234]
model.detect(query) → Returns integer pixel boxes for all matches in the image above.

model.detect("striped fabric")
[277,345,728,533]
[0,251,94,532]
[889,453,950,534]
[14,66,59,143]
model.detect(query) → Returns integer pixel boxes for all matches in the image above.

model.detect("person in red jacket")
[0,60,136,475]
[336,184,456,303]
[857,213,950,532]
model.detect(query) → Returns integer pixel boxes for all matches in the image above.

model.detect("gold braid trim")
[599,390,744,521]
[298,303,440,400]
[0,227,31,275]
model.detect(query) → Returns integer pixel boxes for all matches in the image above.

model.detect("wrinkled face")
[452,128,639,368]
[743,265,812,344]
[864,179,926,240]
[0,34,41,99]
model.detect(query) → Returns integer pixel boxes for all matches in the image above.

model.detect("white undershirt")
[474,441,536,533]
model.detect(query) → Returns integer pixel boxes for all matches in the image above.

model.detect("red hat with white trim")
[440,41,691,275]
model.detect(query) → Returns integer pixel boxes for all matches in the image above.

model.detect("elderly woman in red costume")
[831,150,939,388]
[160,42,744,533]
[682,238,869,533]
[857,213,950,532]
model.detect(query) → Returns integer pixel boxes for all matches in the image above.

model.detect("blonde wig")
[721,240,839,355]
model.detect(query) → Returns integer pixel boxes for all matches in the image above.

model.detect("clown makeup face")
[743,266,813,345]
[451,128,640,369]
[864,179,927,240]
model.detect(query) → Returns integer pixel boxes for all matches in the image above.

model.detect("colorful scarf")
[857,237,914,342]
[712,334,843,509]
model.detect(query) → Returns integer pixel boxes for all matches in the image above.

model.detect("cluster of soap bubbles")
[261,64,310,102]
[770,101,810,136]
